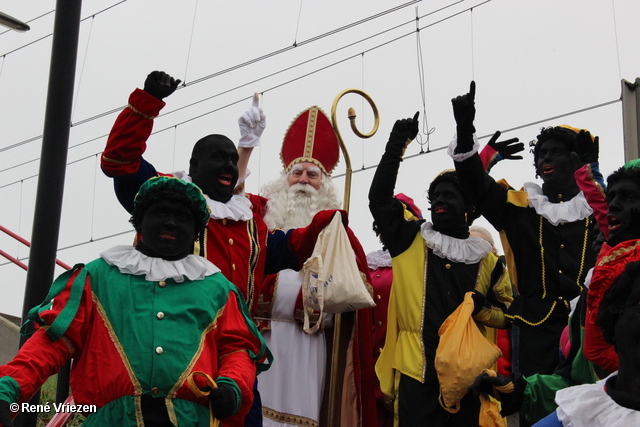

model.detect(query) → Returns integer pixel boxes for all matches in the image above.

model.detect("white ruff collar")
[523,182,592,226]
[171,171,253,221]
[367,249,392,269]
[420,222,492,264]
[555,375,640,427]
[206,195,253,221]
[101,245,220,283]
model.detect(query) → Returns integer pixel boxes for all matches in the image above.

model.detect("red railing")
[0,224,74,426]
[0,225,71,270]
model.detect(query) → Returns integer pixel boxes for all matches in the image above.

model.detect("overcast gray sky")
[1,0,639,317]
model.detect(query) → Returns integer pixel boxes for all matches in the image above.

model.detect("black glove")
[451,81,476,145]
[471,290,486,316]
[470,372,525,416]
[575,130,599,164]
[143,71,181,101]
[209,383,237,420]
[487,131,523,161]
[384,112,420,158]
[0,401,12,427]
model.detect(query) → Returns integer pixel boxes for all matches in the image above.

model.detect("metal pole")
[14,1,82,426]
[621,78,640,162]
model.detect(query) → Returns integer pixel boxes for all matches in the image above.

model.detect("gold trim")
[586,164,607,200]
[134,395,143,427]
[166,397,178,427]
[304,107,318,160]
[262,406,318,427]
[101,154,133,165]
[93,293,142,395]
[598,240,640,267]
[93,292,144,425]
[59,335,76,356]
[505,301,558,326]
[168,307,224,399]
[127,103,157,120]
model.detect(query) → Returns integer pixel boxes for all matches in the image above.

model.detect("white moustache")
[288,183,318,198]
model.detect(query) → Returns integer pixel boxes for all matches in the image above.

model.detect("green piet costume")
[0,176,270,426]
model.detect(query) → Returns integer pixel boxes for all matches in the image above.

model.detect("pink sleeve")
[574,164,608,240]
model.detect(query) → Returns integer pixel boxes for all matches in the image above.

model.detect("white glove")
[238,92,266,148]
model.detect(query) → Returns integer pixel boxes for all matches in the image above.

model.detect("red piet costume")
[102,89,313,316]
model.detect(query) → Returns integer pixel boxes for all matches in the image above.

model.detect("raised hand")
[451,81,476,135]
[575,129,599,165]
[385,111,420,156]
[143,70,181,101]
[238,93,266,148]
[487,131,523,161]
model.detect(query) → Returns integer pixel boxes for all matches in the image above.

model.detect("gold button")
[559,270,563,274]
[559,296,564,300]
[560,244,565,249]
[376,274,382,278]
[377,321,382,327]
[376,294,382,300]
[222,219,227,225]
[156,347,164,355]
[232,263,236,271]
[560,222,565,226]
[378,348,383,353]
[157,312,165,320]
[445,264,451,269]
[158,281,166,288]
[228,238,234,245]
[151,387,159,396]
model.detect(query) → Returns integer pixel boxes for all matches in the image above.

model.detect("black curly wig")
[597,261,640,346]
[130,185,206,237]
[427,170,479,226]
[607,164,640,193]
[529,126,579,177]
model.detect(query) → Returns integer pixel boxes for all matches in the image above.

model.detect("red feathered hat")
[280,106,340,175]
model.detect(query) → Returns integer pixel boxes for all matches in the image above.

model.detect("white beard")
[262,173,341,231]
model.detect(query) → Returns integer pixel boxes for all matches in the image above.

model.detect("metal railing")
[0,224,73,427]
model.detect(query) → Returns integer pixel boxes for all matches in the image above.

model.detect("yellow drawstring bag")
[187,371,220,427]
[435,292,502,414]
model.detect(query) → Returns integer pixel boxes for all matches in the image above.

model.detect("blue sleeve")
[589,161,606,190]
[110,157,158,213]
[264,229,299,274]
[532,411,563,427]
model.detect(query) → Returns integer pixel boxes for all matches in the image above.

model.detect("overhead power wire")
[184,0,422,87]
[0,0,471,158]
[0,94,620,262]
[333,98,622,179]
[610,0,622,82]
[293,0,305,46]
[0,0,616,189]
[181,0,200,85]
[0,1,126,56]
[0,9,54,37]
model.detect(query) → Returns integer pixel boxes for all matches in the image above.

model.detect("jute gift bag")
[301,212,375,334]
